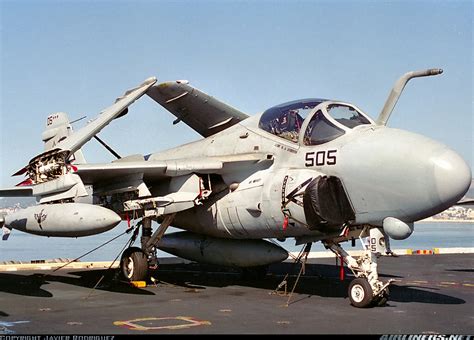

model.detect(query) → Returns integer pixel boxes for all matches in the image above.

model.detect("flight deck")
[0,253,472,334]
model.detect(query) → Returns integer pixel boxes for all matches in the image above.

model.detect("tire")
[120,247,148,281]
[348,278,374,308]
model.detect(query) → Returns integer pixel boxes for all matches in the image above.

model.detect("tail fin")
[41,112,86,164]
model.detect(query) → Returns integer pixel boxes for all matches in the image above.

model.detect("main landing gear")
[120,247,148,281]
[324,241,391,308]
[119,214,175,281]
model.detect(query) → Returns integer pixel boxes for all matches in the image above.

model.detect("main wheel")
[120,247,148,281]
[348,278,373,308]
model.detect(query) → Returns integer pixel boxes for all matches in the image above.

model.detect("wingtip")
[143,77,157,86]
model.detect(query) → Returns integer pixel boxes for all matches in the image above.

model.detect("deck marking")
[114,316,211,331]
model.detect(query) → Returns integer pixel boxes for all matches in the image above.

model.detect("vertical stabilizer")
[41,112,86,164]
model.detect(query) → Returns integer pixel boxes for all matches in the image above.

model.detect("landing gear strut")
[119,214,175,282]
[324,241,391,308]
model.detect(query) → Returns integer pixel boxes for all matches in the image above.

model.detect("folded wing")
[147,81,249,137]
[57,77,157,155]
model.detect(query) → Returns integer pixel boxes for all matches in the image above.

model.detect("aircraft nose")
[339,127,471,224]
[431,149,471,207]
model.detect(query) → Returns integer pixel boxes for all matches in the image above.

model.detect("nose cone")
[339,127,472,224]
[432,149,471,208]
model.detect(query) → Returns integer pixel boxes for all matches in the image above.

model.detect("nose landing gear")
[324,241,392,308]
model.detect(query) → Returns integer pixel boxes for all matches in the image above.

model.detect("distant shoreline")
[418,219,473,224]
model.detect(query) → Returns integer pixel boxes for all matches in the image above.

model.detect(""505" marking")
[305,150,337,167]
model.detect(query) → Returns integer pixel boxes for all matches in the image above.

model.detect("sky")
[0,0,472,188]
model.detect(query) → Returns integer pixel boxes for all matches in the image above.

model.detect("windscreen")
[304,110,345,145]
[327,104,371,129]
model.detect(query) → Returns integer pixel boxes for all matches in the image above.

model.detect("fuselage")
[146,99,471,240]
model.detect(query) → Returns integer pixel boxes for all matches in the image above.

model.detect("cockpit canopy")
[258,99,324,143]
[258,99,373,145]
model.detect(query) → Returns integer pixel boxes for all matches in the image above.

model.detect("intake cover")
[303,176,355,231]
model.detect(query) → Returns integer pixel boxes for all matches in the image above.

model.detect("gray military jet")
[0,69,471,307]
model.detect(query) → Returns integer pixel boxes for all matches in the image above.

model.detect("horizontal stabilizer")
[0,187,33,197]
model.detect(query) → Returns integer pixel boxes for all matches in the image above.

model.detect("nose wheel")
[348,277,390,308]
[348,278,373,308]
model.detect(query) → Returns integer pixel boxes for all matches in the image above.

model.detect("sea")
[0,221,472,263]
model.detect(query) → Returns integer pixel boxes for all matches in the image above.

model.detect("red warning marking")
[414,250,433,255]
[339,256,344,281]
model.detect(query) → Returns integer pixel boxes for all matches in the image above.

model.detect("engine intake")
[303,176,355,231]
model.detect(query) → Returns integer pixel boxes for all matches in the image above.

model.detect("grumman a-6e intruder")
[0,69,471,307]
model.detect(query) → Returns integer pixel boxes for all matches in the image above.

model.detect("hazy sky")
[1,0,472,187]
